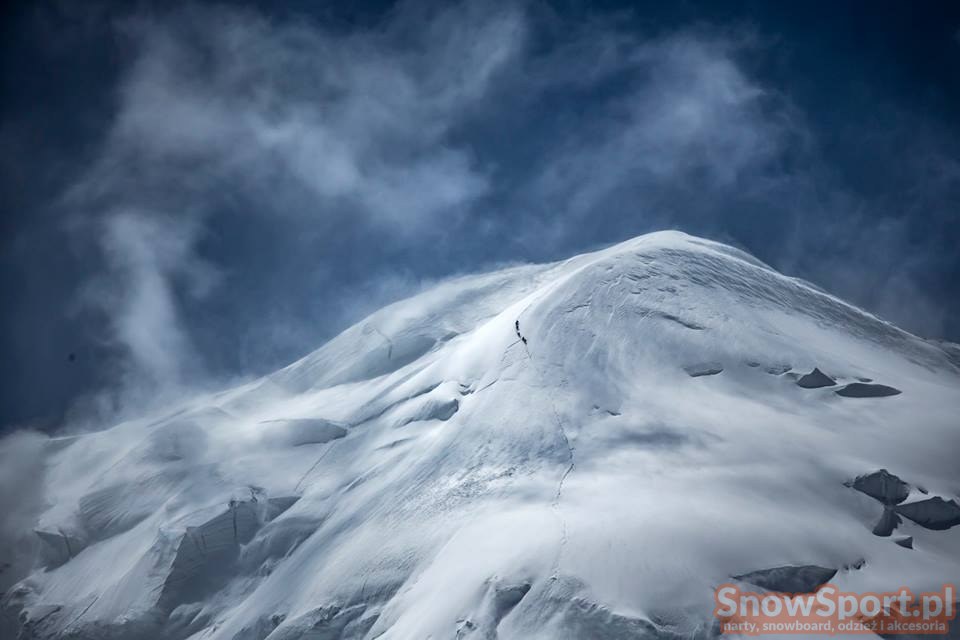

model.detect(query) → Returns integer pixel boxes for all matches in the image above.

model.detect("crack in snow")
[517,319,575,581]
[57,527,74,559]
[294,443,336,493]
[63,596,98,632]
[371,326,393,360]
[547,400,575,582]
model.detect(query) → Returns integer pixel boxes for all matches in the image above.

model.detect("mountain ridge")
[4,231,959,640]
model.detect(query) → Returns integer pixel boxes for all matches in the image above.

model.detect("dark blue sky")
[2,0,959,431]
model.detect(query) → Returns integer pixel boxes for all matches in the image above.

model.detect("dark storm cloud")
[2,0,959,431]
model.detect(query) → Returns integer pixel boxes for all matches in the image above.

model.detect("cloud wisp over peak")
[2,0,959,430]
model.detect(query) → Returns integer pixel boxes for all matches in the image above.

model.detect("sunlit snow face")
[6,233,958,640]
[3,1,960,434]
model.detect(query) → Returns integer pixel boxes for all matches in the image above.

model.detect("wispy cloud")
[515,29,799,241]
[75,3,518,228]
[0,430,45,592]
[3,0,958,595]
[64,2,528,406]
[44,0,960,421]
[81,210,216,389]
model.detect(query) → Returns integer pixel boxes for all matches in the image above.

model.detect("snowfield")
[4,231,960,639]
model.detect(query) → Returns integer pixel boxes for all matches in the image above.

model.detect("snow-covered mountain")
[5,231,960,639]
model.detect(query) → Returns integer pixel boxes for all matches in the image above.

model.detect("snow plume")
[89,3,503,230]
[44,0,956,430]
[0,430,46,593]
[82,211,216,397]
[4,232,960,639]
[63,1,520,417]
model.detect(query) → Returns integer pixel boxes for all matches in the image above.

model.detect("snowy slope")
[5,231,960,640]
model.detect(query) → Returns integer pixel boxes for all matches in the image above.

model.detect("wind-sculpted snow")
[257,419,348,448]
[4,231,960,640]
[895,536,914,549]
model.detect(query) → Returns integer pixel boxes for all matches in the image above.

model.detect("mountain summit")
[5,232,960,639]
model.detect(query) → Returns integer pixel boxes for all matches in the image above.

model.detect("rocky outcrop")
[836,383,901,398]
[872,507,902,537]
[796,368,836,389]
[684,362,723,377]
[851,469,911,505]
[732,565,837,594]
[896,497,960,530]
